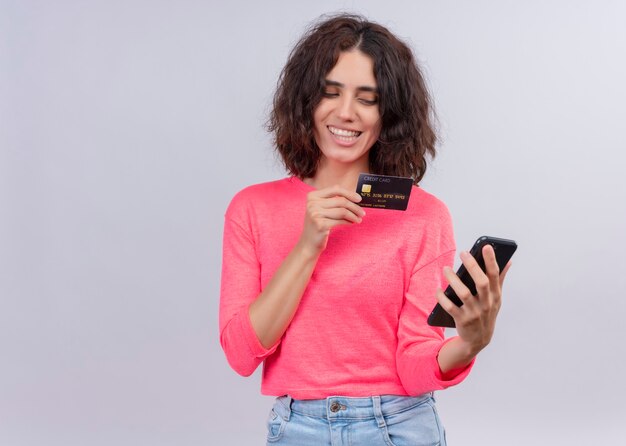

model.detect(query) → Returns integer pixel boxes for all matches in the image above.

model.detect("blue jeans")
[266,393,447,446]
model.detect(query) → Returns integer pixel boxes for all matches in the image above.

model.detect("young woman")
[220,14,511,446]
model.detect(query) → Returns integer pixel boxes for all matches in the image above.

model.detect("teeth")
[329,126,361,137]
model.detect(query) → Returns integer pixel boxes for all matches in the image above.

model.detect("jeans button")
[330,402,341,413]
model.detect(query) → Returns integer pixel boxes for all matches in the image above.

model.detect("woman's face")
[312,50,381,170]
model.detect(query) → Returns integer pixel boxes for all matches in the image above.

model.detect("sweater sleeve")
[219,195,279,377]
[395,206,474,395]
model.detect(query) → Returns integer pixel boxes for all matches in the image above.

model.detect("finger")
[498,261,512,288]
[314,207,362,224]
[435,287,462,320]
[323,218,356,229]
[307,213,357,234]
[307,199,362,224]
[459,251,490,299]
[442,266,476,308]
[317,196,366,218]
[311,185,362,203]
[482,244,501,286]
[482,245,501,302]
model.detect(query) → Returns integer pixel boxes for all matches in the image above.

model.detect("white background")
[2,0,625,444]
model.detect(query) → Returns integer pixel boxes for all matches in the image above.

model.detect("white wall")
[1,1,625,444]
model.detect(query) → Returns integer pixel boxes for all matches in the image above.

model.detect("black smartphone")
[427,236,518,328]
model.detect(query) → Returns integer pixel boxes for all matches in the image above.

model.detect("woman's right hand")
[297,185,366,257]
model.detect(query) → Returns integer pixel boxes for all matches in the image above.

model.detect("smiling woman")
[312,50,381,176]
[267,14,437,184]
[219,13,511,446]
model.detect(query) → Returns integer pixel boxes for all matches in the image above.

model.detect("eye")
[358,95,378,106]
[322,89,339,98]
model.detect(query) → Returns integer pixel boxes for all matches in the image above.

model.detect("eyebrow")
[324,79,378,93]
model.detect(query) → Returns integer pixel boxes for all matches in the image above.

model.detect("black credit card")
[356,173,413,211]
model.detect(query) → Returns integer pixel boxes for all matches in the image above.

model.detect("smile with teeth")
[328,126,362,141]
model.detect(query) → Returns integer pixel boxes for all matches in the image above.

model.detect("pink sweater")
[219,177,473,400]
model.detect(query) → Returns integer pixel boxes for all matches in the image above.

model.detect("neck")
[304,157,369,190]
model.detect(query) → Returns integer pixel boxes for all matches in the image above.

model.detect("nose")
[337,96,356,121]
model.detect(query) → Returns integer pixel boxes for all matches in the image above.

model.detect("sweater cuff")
[433,337,475,386]
[240,303,280,359]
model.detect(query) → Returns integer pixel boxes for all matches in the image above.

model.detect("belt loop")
[372,396,385,428]
[278,395,293,421]
[284,395,293,421]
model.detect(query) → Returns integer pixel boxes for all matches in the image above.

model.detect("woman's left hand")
[436,245,512,355]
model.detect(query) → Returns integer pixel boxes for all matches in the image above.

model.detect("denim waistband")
[273,393,433,422]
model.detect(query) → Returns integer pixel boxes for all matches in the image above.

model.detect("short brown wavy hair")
[268,14,437,184]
